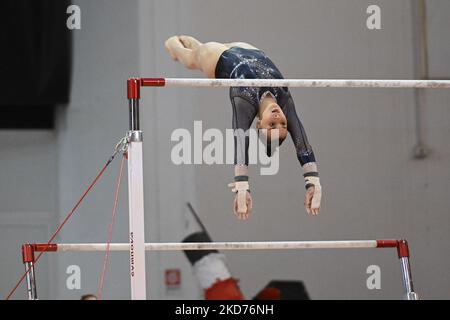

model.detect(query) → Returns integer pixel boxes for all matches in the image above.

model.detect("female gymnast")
[165,35,321,220]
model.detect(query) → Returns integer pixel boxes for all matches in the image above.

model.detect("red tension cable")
[98,154,126,299]
[6,154,118,300]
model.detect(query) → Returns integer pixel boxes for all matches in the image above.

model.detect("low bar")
[33,240,383,252]
[140,78,450,88]
[24,239,418,300]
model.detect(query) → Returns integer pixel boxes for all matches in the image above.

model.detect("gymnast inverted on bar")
[165,35,322,220]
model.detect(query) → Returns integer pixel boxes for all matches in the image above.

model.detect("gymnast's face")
[258,103,288,141]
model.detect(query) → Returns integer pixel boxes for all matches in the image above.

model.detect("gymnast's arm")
[228,96,258,220]
[284,96,322,215]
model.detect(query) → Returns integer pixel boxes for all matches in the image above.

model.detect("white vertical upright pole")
[127,86,147,299]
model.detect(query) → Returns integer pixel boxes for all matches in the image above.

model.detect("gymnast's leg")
[165,35,228,78]
[223,41,259,50]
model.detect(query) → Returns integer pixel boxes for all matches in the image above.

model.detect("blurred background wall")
[1,0,449,299]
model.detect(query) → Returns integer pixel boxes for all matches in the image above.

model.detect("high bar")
[139,78,450,88]
[29,240,402,252]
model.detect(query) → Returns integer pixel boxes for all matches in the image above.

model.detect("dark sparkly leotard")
[215,46,316,166]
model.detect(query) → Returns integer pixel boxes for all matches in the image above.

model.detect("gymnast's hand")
[304,185,321,216]
[303,163,322,215]
[228,180,253,220]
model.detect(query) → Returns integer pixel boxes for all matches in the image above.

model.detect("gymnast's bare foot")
[165,36,182,61]
[178,35,202,50]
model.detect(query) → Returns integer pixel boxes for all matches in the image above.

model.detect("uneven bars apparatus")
[23,77,450,301]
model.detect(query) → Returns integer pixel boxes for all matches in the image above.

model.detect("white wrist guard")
[304,172,320,190]
[229,175,250,193]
